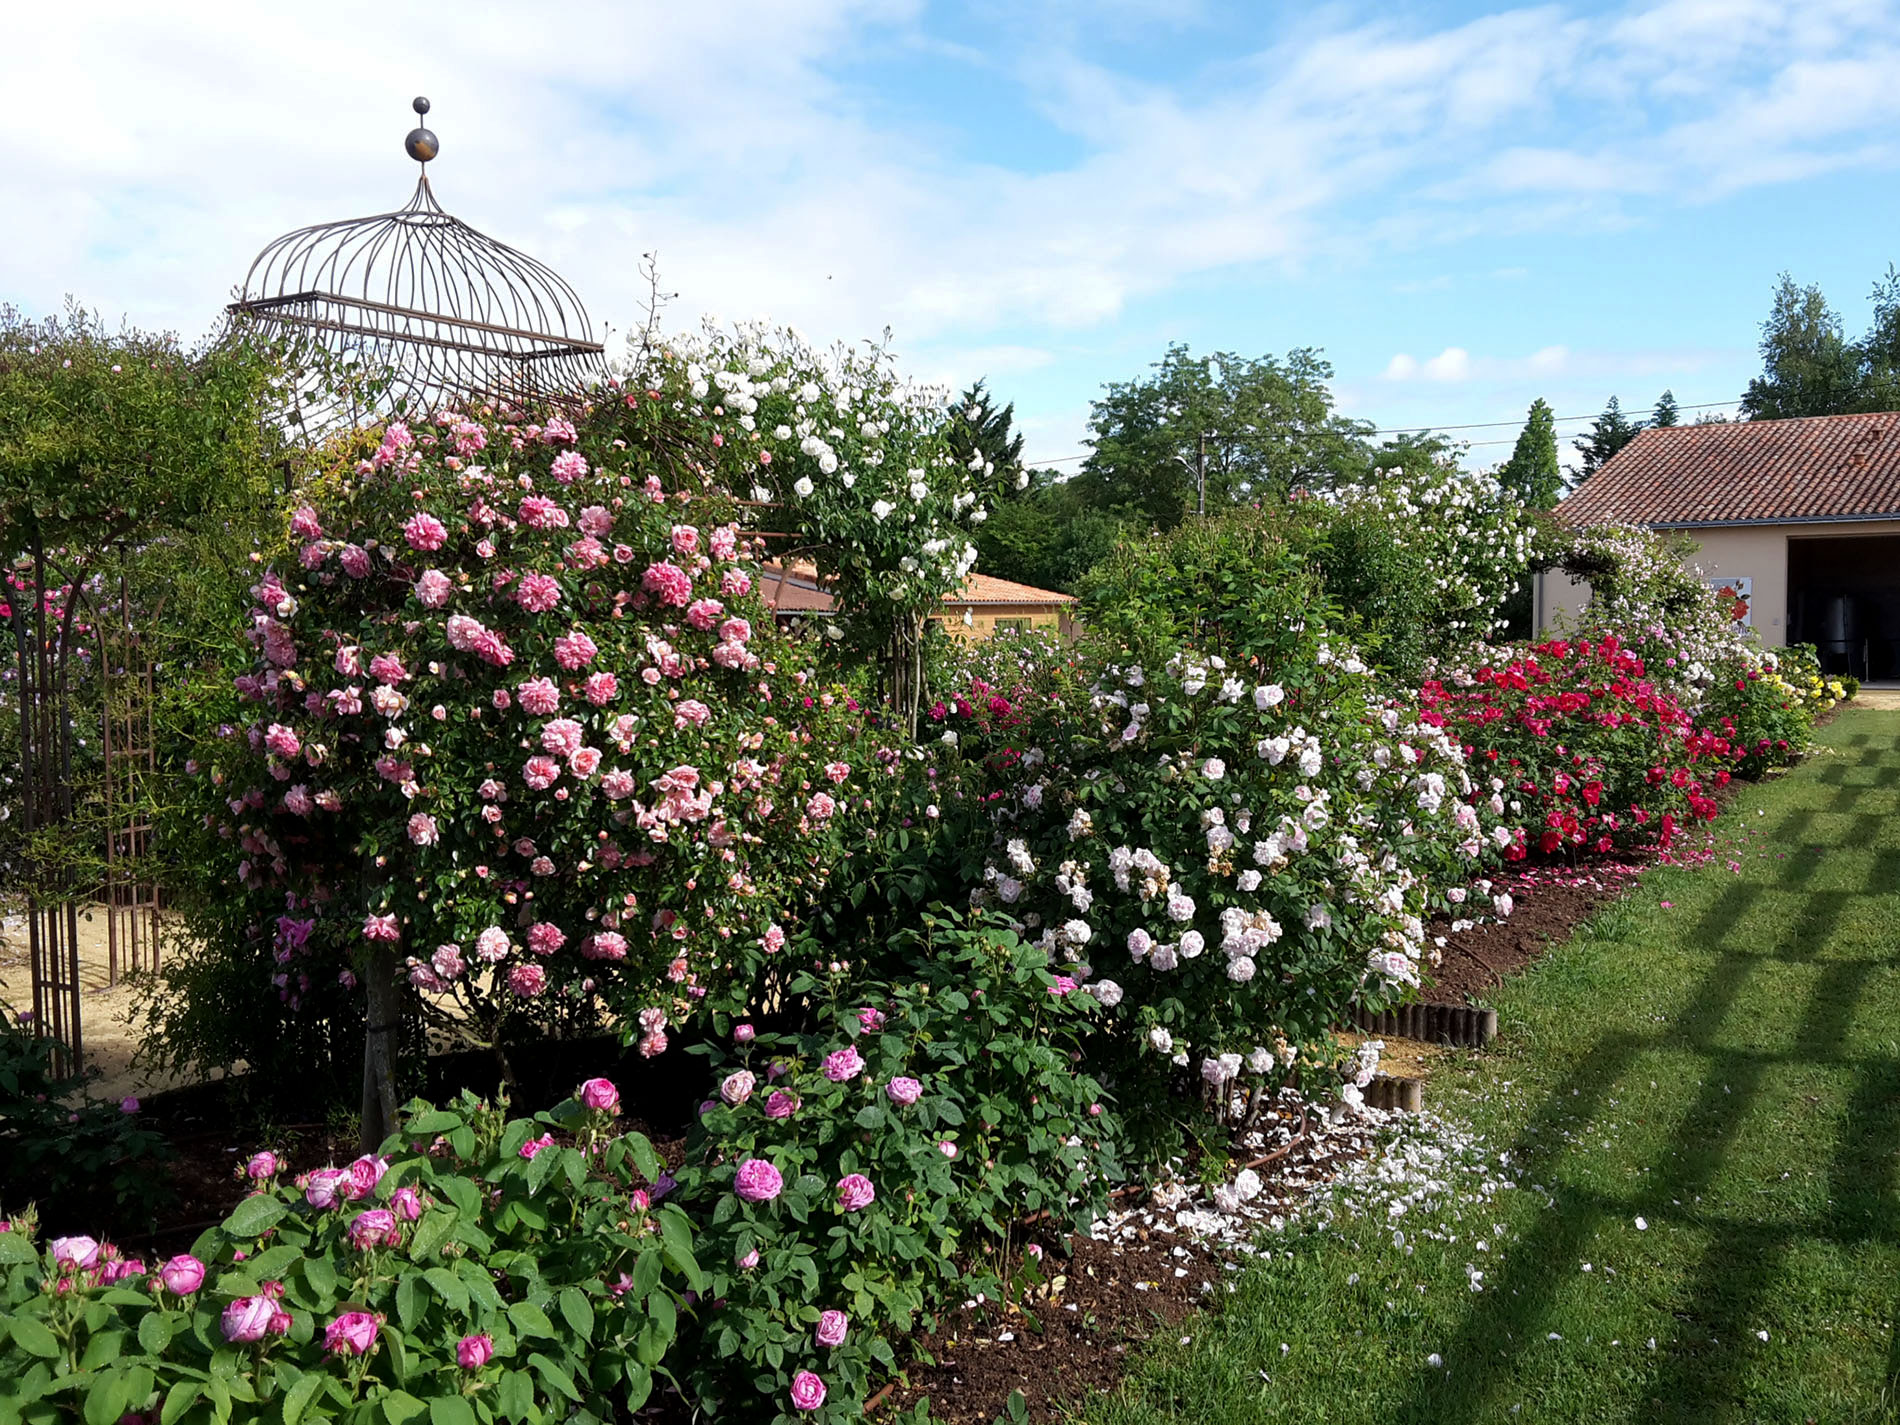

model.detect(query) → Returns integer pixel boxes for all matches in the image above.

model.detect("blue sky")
[6,0,1900,469]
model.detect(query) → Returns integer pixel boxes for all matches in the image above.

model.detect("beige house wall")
[934,601,1073,643]
[1535,519,1900,646]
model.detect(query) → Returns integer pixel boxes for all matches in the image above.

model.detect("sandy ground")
[0,906,201,1101]
[1852,687,1900,710]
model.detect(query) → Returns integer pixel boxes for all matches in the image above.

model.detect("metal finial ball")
[412,96,431,116]
[405,126,439,163]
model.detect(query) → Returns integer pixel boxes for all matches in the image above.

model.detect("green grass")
[1072,706,1900,1425]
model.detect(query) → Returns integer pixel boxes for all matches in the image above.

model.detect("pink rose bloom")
[806,792,837,822]
[670,525,700,556]
[518,494,567,529]
[584,931,628,961]
[407,813,438,846]
[732,1158,784,1203]
[223,1295,276,1343]
[761,923,786,954]
[457,1333,494,1370]
[344,1154,388,1201]
[303,1167,349,1209]
[857,1007,886,1031]
[245,1151,279,1180]
[334,645,363,677]
[340,544,372,578]
[815,1310,849,1348]
[583,671,618,705]
[368,652,408,684]
[289,505,323,539]
[445,614,487,652]
[298,541,328,570]
[517,676,560,716]
[790,1371,826,1413]
[763,1090,799,1119]
[718,616,753,645]
[263,723,300,759]
[737,1247,760,1269]
[578,504,613,536]
[283,785,313,816]
[347,1209,400,1251]
[390,1187,423,1221]
[508,963,547,997]
[673,700,712,730]
[825,761,851,784]
[540,718,585,756]
[836,1173,876,1212]
[685,599,724,633]
[527,922,565,956]
[554,629,598,669]
[51,1236,102,1270]
[519,1133,555,1160]
[568,746,602,778]
[822,1046,865,1082]
[363,913,401,943]
[415,569,454,607]
[550,450,589,484]
[324,1311,381,1357]
[720,1070,756,1105]
[515,572,561,614]
[885,1076,922,1106]
[579,1077,620,1113]
[938,1140,959,1159]
[642,562,694,607]
[404,512,448,552]
[734,1023,756,1042]
[720,568,753,598]
[523,755,561,791]
[431,944,466,979]
[710,525,738,559]
[158,1254,205,1295]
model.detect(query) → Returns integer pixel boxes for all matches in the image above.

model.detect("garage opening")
[1788,534,1900,682]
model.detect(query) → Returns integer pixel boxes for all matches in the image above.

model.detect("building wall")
[934,602,1072,643]
[1534,519,1900,647]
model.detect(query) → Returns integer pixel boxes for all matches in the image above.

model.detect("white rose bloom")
[1253,684,1285,710]
[1246,1047,1273,1074]
[872,500,895,521]
[1148,943,1179,971]
[909,480,929,500]
[1179,929,1205,958]
[1149,1027,1173,1053]
[1237,869,1262,892]
[1089,978,1124,1008]
[1234,1168,1262,1201]
[1062,918,1093,947]
[1126,928,1154,959]
[793,476,815,498]
[1202,757,1226,781]
[1226,955,1256,983]
[1166,892,1196,923]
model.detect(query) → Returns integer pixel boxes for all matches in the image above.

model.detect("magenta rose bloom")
[157,1254,206,1296]
[822,1046,865,1082]
[457,1333,494,1370]
[390,1187,423,1222]
[763,1090,799,1119]
[733,1158,784,1204]
[324,1310,381,1357]
[303,1167,348,1209]
[790,1370,827,1412]
[347,1209,400,1251]
[836,1173,876,1212]
[342,1154,388,1202]
[578,1077,620,1113]
[885,1076,922,1106]
[245,1151,279,1181]
[222,1295,275,1344]
[815,1309,849,1348]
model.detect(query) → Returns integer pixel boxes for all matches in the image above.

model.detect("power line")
[1022,398,1747,466]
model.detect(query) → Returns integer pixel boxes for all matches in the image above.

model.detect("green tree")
[972,470,1125,593]
[1572,396,1646,481]
[1740,273,1864,419]
[1497,397,1564,508]
[1077,344,1376,526]
[946,378,1025,487]
[1858,265,1900,412]
[1651,389,1680,428]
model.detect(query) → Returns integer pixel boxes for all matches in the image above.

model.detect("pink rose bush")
[0,1085,699,1420]
[189,400,883,1081]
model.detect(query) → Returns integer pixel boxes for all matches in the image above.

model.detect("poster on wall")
[1707,575,1753,626]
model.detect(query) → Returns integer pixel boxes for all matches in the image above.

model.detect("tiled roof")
[756,564,1074,614]
[1558,411,1900,527]
[941,573,1076,606]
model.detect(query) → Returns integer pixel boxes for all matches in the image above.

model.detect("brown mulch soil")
[1424,857,1650,1002]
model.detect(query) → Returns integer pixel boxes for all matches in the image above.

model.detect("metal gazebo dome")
[227,97,606,427]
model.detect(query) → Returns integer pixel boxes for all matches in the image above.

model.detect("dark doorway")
[1788,534,1900,681]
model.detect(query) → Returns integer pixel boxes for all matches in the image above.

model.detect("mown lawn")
[1073,705,1900,1424]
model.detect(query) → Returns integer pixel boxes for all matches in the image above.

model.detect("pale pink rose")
[686,598,724,631]
[303,1167,348,1208]
[476,927,511,962]
[550,450,589,484]
[289,505,322,539]
[507,963,547,997]
[578,505,613,536]
[835,1173,875,1212]
[263,723,301,759]
[720,1070,756,1105]
[347,1209,400,1251]
[540,718,584,756]
[340,544,371,578]
[404,512,448,552]
[527,922,565,956]
[885,1076,922,1106]
[671,525,700,555]
[761,923,785,954]
[721,568,752,598]
[642,562,694,607]
[158,1254,205,1295]
[343,1154,388,1201]
[523,755,561,790]
[362,913,400,943]
[407,813,438,846]
[518,494,567,529]
[718,616,752,645]
[822,1046,864,1082]
[584,671,618,705]
[223,1295,276,1343]
[51,1236,102,1270]
[390,1186,423,1221]
[815,1310,849,1348]
[517,677,560,715]
[515,572,561,614]
[334,645,363,676]
[568,746,602,778]
[368,652,408,684]
[554,630,598,669]
[584,931,628,961]
[673,700,712,730]
[806,792,837,822]
[414,569,453,608]
[710,525,738,559]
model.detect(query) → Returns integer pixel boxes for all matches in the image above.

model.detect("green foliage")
[0,1087,699,1425]
[1650,388,1680,428]
[1741,272,1866,420]
[945,380,1024,486]
[676,915,1119,1420]
[1076,344,1377,527]
[0,1008,171,1231]
[1570,396,1646,482]
[971,471,1126,594]
[1495,398,1563,509]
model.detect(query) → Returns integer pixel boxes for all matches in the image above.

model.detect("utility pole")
[1196,429,1207,517]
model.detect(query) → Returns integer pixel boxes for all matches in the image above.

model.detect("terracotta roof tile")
[1558,410,1900,527]
[941,573,1076,606]
[756,564,1073,613]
